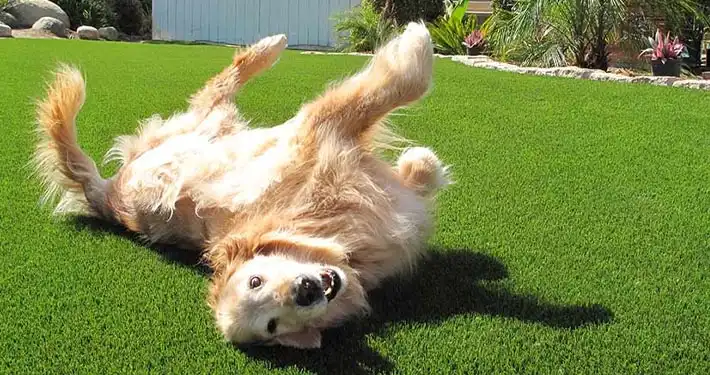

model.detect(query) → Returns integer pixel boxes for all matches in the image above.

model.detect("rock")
[608,67,637,77]
[77,25,99,40]
[453,53,710,91]
[0,22,11,38]
[493,63,524,73]
[98,26,118,41]
[31,16,65,37]
[0,11,19,28]
[630,76,679,86]
[5,0,70,27]
[468,55,493,63]
[588,71,633,83]
[532,68,558,77]
[548,67,597,79]
[451,55,492,65]
[672,80,710,90]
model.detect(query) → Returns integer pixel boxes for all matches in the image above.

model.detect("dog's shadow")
[243,250,613,374]
[73,216,212,275]
[73,217,613,375]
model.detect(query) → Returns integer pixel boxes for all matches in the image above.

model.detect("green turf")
[1,38,709,374]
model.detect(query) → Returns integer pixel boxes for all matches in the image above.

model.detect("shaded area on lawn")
[73,216,211,275]
[74,217,612,375]
[244,249,613,374]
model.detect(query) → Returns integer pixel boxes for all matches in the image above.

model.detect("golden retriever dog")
[32,22,450,349]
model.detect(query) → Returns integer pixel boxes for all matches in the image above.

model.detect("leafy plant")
[492,0,517,11]
[81,0,112,27]
[676,0,710,67]
[463,29,485,52]
[107,0,150,35]
[443,0,466,17]
[372,0,445,24]
[333,0,401,53]
[51,0,115,29]
[639,29,689,63]
[483,0,705,70]
[427,0,480,55]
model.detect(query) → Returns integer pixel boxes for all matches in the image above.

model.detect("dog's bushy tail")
[397,147,452,197]
[32,64,111,218]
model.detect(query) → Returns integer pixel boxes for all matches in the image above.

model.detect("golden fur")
[32,23,450,349]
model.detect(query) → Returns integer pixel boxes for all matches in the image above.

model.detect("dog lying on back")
[33,23,450,349]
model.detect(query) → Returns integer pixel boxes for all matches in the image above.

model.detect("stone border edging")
[451,55,710,90]
[300,51,710,90]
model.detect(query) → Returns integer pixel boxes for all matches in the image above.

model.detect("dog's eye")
[267,318,278,334]
[249,276,262,289]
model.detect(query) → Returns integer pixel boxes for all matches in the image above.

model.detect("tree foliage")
[482,0,705,70]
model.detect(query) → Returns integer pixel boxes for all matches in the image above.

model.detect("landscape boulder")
[5,0,70,28]
[630,76,679,87]
[77,25,99,40]
[98,26,118,41]
[31,16,65,37]
[673,80,710,90]
[0,11,19,28]
[0,22,11,37]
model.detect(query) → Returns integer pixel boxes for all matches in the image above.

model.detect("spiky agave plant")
[428,0,478,55]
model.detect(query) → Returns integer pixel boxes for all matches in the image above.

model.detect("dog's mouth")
[320,269,342,302]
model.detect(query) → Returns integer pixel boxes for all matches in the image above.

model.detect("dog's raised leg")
[188,34,288,116]
[295,22,433,150]
[106,34,288,167]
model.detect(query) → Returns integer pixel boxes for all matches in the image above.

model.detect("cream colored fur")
[32,23,451,349]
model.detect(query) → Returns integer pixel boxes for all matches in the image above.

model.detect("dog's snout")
[294,276,322,306]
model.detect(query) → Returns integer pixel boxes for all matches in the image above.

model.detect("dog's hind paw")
[369,22,433,103]
[250,34,287,62]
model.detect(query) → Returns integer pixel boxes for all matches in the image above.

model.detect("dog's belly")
[120,124,296,247]
[188,126,297,213]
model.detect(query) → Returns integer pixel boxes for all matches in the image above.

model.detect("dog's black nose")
[295,276,322,306]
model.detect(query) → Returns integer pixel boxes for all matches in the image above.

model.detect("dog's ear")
[273,327,322,349]
[205,234,256,309]
[205,234,256,269]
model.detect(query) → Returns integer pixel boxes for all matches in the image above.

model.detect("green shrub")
[107,0,150,35]
[677,0,710,67]
[0,0,8,10]
[483,0,706,70]
[50,0,150,35]
[491,0,515,11]
[333,0,401,52]
[373,0,444,24]
[51,0,115,29]
[427,0,479,55]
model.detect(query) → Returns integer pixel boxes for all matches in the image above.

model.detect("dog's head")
[208,231,367,349]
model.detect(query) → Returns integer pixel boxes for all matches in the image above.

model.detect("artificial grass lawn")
[1,38,709,374]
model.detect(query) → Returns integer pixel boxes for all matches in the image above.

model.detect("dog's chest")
[198,125,299,212]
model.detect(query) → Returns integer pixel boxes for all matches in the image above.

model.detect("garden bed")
[301,51,710,90]
[449,55,710,90]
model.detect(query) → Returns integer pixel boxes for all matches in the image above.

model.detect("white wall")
[152,0,361,48]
